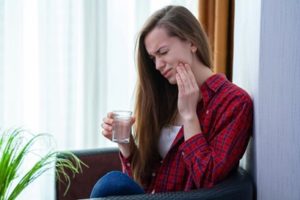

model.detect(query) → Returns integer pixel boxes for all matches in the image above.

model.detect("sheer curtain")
[0,0,198,199]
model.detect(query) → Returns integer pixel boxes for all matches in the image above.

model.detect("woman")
[91,5,253,198]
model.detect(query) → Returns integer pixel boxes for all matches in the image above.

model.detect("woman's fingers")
[102,130,112,140]
[176,72,184,97]
[184,63,198,89]
[103,117,113,125]
[107,112,113,118]
[101,113,114,140]
[101,121,112,131]
[101,121,112,140]
[176,63,193,91]
[176,64,186,92]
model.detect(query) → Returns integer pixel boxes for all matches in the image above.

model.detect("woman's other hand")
[101,112,114,140]
[101,112,135,158]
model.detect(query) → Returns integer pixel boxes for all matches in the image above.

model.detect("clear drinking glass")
[112,111,132,143]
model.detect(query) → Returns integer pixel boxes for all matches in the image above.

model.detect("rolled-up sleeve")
[119,152,133,177]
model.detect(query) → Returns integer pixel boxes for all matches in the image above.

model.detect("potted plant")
[0,128,87,200]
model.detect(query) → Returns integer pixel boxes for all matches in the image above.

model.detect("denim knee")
[90,171,145,198]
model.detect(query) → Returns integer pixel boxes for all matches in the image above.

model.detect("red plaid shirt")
[120,74,253,193]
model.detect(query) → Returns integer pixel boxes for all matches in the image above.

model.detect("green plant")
[0,128,87,200]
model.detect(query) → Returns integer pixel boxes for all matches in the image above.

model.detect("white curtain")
[0,0,198,199]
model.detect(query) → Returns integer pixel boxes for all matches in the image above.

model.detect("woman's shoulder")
[204,73,252,106]
[222,80,253,106]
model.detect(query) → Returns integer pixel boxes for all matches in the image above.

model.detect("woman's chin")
[167,77,177,85]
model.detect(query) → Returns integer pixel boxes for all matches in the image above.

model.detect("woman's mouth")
[162,69,172,78]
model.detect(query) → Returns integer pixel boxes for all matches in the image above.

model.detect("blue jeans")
[90,171,145,198]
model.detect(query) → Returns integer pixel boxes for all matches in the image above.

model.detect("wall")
[233,0,300,200]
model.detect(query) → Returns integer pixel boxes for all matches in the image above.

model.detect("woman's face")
[144,27,196,84]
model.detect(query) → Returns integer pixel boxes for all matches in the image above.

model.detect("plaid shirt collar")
[200,73,227,108]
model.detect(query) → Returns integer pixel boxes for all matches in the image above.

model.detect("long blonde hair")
[130,5,213,187]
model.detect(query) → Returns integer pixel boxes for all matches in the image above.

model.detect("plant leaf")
[0,128,87,200]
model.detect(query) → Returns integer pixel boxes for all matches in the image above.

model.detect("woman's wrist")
[182,112,198,123]
[182,113,202,140]
[118,143,131,158]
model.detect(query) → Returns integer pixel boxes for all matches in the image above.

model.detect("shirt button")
[182,151,185,156]
[206,110,209,114]
[126,163,130,167]
[151,189,155,194]
[152,172,156,177]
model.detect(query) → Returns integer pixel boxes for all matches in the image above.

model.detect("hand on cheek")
[176,62,200,121]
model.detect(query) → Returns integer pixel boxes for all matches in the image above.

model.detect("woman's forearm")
[182,113,202,140]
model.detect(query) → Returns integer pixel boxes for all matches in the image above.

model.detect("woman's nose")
[155,58,165,70]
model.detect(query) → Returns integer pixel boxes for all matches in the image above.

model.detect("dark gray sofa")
[55,148,253,200]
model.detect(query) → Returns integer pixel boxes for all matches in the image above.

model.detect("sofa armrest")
[56,148,121,200]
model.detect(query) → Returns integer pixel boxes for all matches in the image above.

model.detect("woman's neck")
[192,61,214,88]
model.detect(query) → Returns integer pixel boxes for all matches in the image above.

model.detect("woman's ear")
[190,42,197,53]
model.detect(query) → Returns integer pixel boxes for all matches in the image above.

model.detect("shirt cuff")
[119,152,132,174]
[119,151,132,162]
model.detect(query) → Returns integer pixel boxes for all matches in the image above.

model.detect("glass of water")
[112,111,132,143]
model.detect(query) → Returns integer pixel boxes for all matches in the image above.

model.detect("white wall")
[233,0,261,181]
[234,0,300,200]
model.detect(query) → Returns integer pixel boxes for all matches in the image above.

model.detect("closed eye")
[158,49,168,55]
[148,48,168,62]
